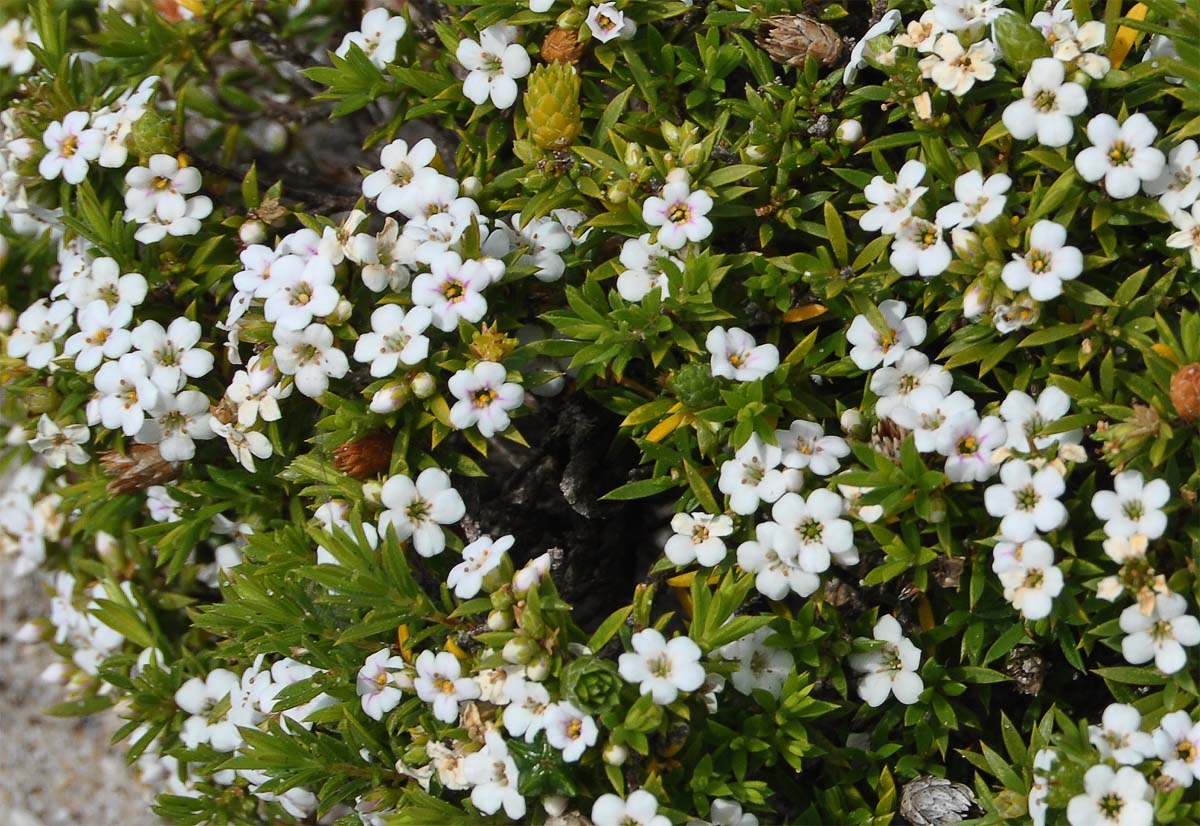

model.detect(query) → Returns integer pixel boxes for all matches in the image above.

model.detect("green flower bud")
[487,609,513,631]
[503,636,535,664]
[560,657,623,713]
[669,362,722,410]
[526,655,551,681]
[524,63,582,151]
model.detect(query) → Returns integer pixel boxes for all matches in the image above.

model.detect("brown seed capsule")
[101,444,178,495]
[1169,363,1200,421]
[901,776,977,826]
[757,15,845,67]
[542,28,585,64]
[333,431,394,479]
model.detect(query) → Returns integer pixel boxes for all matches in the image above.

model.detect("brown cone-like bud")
[757,15,845,67]
[101,444,178,495]
[1169,363,1200,421]
[541,28,585,64]
[333,431,393,479]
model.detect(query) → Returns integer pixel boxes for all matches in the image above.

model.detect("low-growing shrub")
[1,0,1198,824]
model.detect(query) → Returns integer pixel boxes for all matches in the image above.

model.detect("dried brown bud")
[1005,645,1046,696]
[757,15,845,67]
[541,28,585,64]
[332,431,393,479]
[932,557,964,589]
[100,444,178,495]
[870,418,907,464]
[900,776,977,826]
[1169,363,1200,422]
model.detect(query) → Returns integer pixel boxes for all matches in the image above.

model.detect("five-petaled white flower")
[849,615,924,707]
[1167,202,1200,269]
[592,790,671,826]
[464,731,526,820]
[503,676,551,741]
[891,217,951,278]
[586,3,636,44]
[137,389,215,461]
[335,8,407,69]
[936,170,1010,229]
[871,349,952,422]
[1145,139,1200,214]
[665,512,734,567]
[1002,58,1088,148]
[771,489,855,572]
[130,317,214,394]
[718,627,794,698]
[1153,710,1200,789]
[737,522,821,600]
[1066,764,1153,826]
[1001,220,1082,301]
[63,300,133,371]
[7,299,73,369]
[1088,703,1154,767]
[998,539,1063,620]
[1091,470,1170,539]
[616,234,682,302]
[642,178,714,250]
[362,138,440,215]
[353,305,432,377]
[618,628,706,705]
[846,299,928,371]
[447,534,513,598]
[776,419,850,476]
[414,649,481,724]
[211,419,273,472]
[28,415,89,468]
[918,34,996,97]
[984,460,1067,540]
[936,410,1005,483]
[411,251,496,332]
[1119,591,1200,674]
[264,255,340,331]
[378,468,465,557]
[842,9,901,85]
[448,361,524,437]
[124,154,203,223]
[1075,113,1166,200]
[999,386,1083,454]
[457,24,531,109]
[272,323,349,398]
[39,111,103,184]
[94,353,160,436]
[706,326,778,382]
[718,434,789,515]
[356,647,408,721]
[543,701,598,762]
[860,160,927,234]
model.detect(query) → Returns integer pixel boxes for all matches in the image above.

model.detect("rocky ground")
[0,558,159,826]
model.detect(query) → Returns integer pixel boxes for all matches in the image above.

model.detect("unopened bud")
[24,386,59,415]
[745,144,770,162]
[962,283,989,319]
[543,795,568,817]
[325,298,353,326]
[0,305,14,332]
[370,384,409,414]
[603,743,628,765]
[461,176,482,197]
[840,408,863,434]
[502,637,535,664]
[525,656,550,681]
[410,372,436,399]
[361,480,383,505]
[487,610,513,631]
[836,119,863,143]
[239,219,267,246]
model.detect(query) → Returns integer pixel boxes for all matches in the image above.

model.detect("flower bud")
[461,176,483,197]
[836,119,863,144]
[487,609,513,631]
[502,636,535,664]
[1169,363,1200,422]
[0,305,14,332]
[951,228,981,259]
[525,656,550,681]
[623,142,645,168]
[370,384,409,414]
[556,8,585,29]
[361,481,383,505]
[239,219,268,246]
[745,144,770,162]
[543,795,569,817]
[666,167,690,186]
[15,621,43,644]
[325,298,353,326]
[606,180,632,204]
[603,742,628,765]
[962,282,989,319]
[410,372,437,399]
[840,408,863,434]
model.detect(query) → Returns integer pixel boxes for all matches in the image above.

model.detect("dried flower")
[100,443,178,495]
[333,431,394,479]
[757,15,844,67]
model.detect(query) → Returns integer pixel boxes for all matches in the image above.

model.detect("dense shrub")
[1,0,1199,824]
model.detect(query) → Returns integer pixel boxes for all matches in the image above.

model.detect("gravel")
[0,559,160,826]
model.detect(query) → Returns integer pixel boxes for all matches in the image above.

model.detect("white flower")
[665,512,734,567]
[226,356,289,427]
[130,317,214,394]
[63,300,133,371]
[1092,470,1170,539]
[586,3,635,43]
[543,701,598,762]
[918,34,996,96]
[706,326,778,382]
[776,419,849,476]
[64,257,148,311]
[393,170,460,223]
[123,154,203,223]
[130,193,212,243]
[411,251,495,332]
[175,669,241,748]
[593,790,671,826]
[414,649,480,724]
[28,415,89,468]
[859,159,927,234]
[871,349,952,422]
[642,179,713,250]
[510,212,572,282]
[1075,113,1166,200]
[353,305,432,377]
[0,18,39,74]
[687,799,760,826]
[457,24,531,109]
[1119,591,1200,674]
[848,615,924,707]
[1002,57,1088,148]
[359,218,415,292]
[233,244,285,298]
[890,217,951,278]
[464,731,526,820]
[842,9,901,85]
[997,540,1063,620]
[895,11,945,53]
[932,0,1004,31]
[92,78,157,169]
[1001,220,1083,301]
[1000,386,1083,454]
[503,676,551,740]
[263,255,339,332]
[618,628,706,705]
[984,460,1067,540]
[771,489,855,572]
[137,390,214,461]
[737,522,822,599]
[1029,749,1057,826]
[530,0,555,11]
[936,410,1005,483]
[403,197,482,264]
[846,300,928,371]
[378,468,465,558]
[362,137,439,212]
[1167,202,1200,269]
[448,361,524,438]
[1050,20,1111,79]
[39,111,102,184]
[616,234,682,302]
[318,210,369,266]
[718,434,788,515]
[272,323,349,398]
[95,353,160,436]
[1153,710,1200,788]
[7,299,73,369]
[211,419,273,471]
[356,648,408,721]
[936,170,1010,229]
[1145,140,1200,213]
[335,8,407,69]
[718,627,793,698]
[893,389,974,453]
[447,534,513,598]
[1088,703,1154,766]
[1066,764,1153,826]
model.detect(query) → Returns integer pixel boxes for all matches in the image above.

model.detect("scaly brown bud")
[101,444,178,495]
[541,28,585,64]
[757,15,845,67]
[332,431,393,479]
[1169,363,1200,422]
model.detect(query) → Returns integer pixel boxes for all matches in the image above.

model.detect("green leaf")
[824,201,848,266]
[683,459,721,515]
[587,605,633,652]
[599,477,678,501]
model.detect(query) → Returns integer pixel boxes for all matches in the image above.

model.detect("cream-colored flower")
[919,34,996,97]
